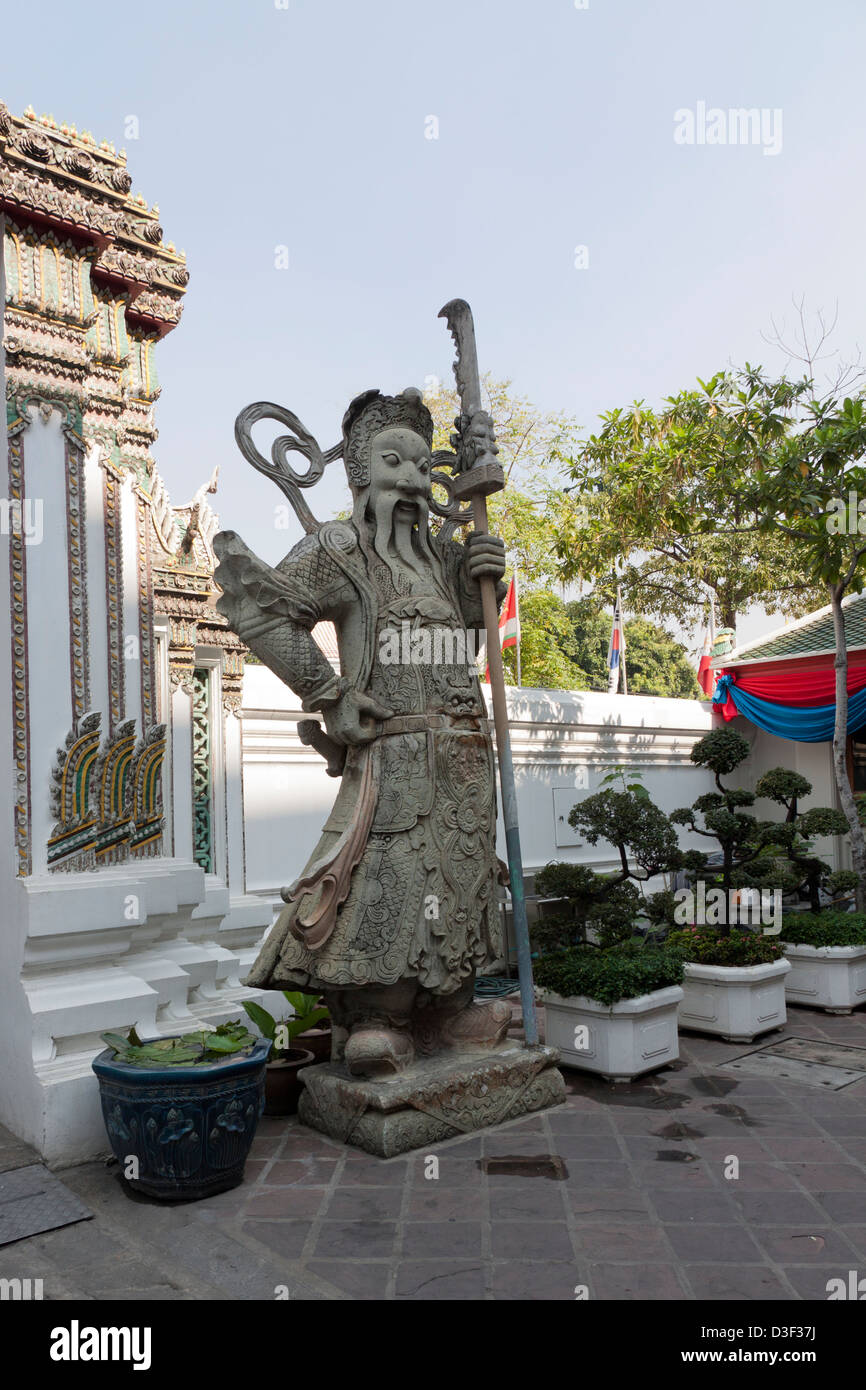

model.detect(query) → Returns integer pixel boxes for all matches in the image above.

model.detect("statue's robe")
[214,520,506,996]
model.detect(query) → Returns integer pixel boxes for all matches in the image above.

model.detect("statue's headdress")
[234,386,462,535]
[341,387,434,492]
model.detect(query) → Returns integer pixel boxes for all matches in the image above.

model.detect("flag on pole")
[607,589,625,694]
[485,573,520,682]
[697,601,716,696]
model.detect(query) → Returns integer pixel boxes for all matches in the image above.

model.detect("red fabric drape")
[714,664,866,719]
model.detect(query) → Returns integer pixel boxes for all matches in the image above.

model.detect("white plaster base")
[782,942,866,1014]
[543,985,683,1081]
[4,861,276,1166]
[678,959,791,1042]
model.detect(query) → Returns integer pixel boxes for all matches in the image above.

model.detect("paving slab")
[0,1010,863,1299]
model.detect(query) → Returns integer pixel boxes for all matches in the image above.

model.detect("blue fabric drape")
[712,673,866,742]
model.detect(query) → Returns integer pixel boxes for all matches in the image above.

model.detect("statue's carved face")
[368,428,432,515]
[364,427,440,581]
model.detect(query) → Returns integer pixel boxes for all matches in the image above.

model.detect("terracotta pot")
[264,1048,314,1116]
[295,1026,332,1064]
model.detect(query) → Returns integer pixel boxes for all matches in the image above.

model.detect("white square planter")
[782,943,866,1015]
[679,959,791,1043]
[543,985,683,1082]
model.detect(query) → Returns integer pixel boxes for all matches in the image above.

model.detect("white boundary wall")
[241,666,718,895]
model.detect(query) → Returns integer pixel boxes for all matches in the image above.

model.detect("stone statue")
[214,374,564,1155]
[214,388,513,1076]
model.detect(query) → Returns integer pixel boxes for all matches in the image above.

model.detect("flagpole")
[618,585,627,696]
[515,567,522,688]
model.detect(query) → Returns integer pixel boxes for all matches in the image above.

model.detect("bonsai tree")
[534,786,681,951]
[669,728,778,935]
[754,767,857,911]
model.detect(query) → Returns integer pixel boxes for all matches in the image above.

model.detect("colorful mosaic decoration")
[47,712,167,871]
[191,668,214,875]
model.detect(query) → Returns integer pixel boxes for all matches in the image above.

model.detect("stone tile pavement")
[1,1007,865,1300]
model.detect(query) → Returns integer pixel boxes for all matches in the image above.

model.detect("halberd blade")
[439,298,482,417]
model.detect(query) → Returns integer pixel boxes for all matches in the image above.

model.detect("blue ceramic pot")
[92,1037,271,1201]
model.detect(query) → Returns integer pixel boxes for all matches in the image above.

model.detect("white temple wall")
[22,405,74,874]
[119,476,142,730]
[170,680,194,861]
[83,442,110,723]
[728,717,846,874]
[240,665,718,898]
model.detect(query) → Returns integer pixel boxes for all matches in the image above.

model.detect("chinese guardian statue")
[214,387,514,1080]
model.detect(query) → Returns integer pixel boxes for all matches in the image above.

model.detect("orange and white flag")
[484,573,520,682]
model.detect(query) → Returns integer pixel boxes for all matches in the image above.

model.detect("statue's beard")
[356,489,440,586]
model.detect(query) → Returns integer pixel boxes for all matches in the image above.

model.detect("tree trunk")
[829,585,866,912]
[720,603,737,630]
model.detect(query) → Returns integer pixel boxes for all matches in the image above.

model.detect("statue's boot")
[436,997,512,1052]
[344,1023,415,1079]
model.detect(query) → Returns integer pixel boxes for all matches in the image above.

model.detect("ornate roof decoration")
[715,592,866,669]
[0,99,187,338]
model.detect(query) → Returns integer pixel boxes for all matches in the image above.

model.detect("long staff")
[439,299,539,1046]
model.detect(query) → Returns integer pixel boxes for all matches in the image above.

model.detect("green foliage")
[534,788,681,950]
[781,911,866,947]
[100,1020,257,1067]
[241,1000,277,1042]
[550,370,822,628]
[242,992,329,1058]
[645,889,679,926]
[534,944,685,1006]
[665,927,785,967]
[827,870,860,897]
[547,356,866,906]
[614,616,701,698]
[426,373,579,587]
[672,730,779,933]
[498,591,699,695]
[690,728,752,778]
[569,790,681,880]
[754,768,811,809]
[282,992,330,1043]
[599,766,650,799]
[533,863,640,951]
[755,766,852,910]
[501,589,585,689]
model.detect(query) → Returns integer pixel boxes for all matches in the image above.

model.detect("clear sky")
[4,0,866,644]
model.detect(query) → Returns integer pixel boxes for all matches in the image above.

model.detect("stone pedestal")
[297,1044,565,1158]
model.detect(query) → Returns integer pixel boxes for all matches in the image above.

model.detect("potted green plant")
[666,729,791,1042]
[533,782,684,1079]
[535,945,685,1081]
[243,993,329,1115]
[92,1021,269,1201]
[780,911,866,1014]
[287,991,332,1062]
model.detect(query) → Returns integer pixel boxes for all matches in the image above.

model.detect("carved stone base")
[297,1043,565,1158]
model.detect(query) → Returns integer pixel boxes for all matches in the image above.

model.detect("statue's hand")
[323,689,393,746]
[465,531,507,583]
